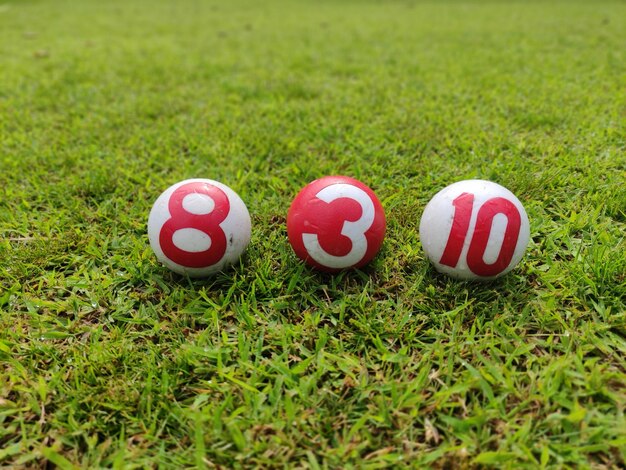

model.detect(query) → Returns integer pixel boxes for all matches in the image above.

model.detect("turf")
[1,0,625,467]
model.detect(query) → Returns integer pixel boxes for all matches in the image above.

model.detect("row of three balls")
[148,176,530,280]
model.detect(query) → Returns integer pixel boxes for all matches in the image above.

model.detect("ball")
[419,179,530,280]
[148,178,251,277]
[287,176,386,272]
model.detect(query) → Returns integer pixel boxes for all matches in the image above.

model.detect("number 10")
[439,193,522,277]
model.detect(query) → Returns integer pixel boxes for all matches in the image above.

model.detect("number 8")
[148,179,252,277]
[159,182,230,268]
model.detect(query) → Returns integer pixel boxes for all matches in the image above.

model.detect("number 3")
[302,184,375,269]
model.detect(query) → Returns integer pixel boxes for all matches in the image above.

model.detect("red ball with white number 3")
[148,179,251,277]
[419,180,530,280]
[287,176,386,272]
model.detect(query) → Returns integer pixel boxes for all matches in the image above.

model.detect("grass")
[1,0,625,467]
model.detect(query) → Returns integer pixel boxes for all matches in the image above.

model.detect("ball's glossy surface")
[287,176,386,272]
[148,179,251,277]
[419,179,530,280]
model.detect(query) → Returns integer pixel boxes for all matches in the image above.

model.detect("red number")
[439,192,474,268]
[440,193,522,276]
[159,182,229,267]
[466,198,521,276]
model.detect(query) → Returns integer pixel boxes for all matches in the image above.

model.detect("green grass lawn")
[1,0,626,467]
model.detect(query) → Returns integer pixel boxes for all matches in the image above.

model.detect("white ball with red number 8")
[419,180,530,280]
[148,179,251,277]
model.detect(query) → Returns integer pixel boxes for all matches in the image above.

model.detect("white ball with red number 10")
[287,176,386,272]
[419,180,530,280]
[148,179,251,277]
